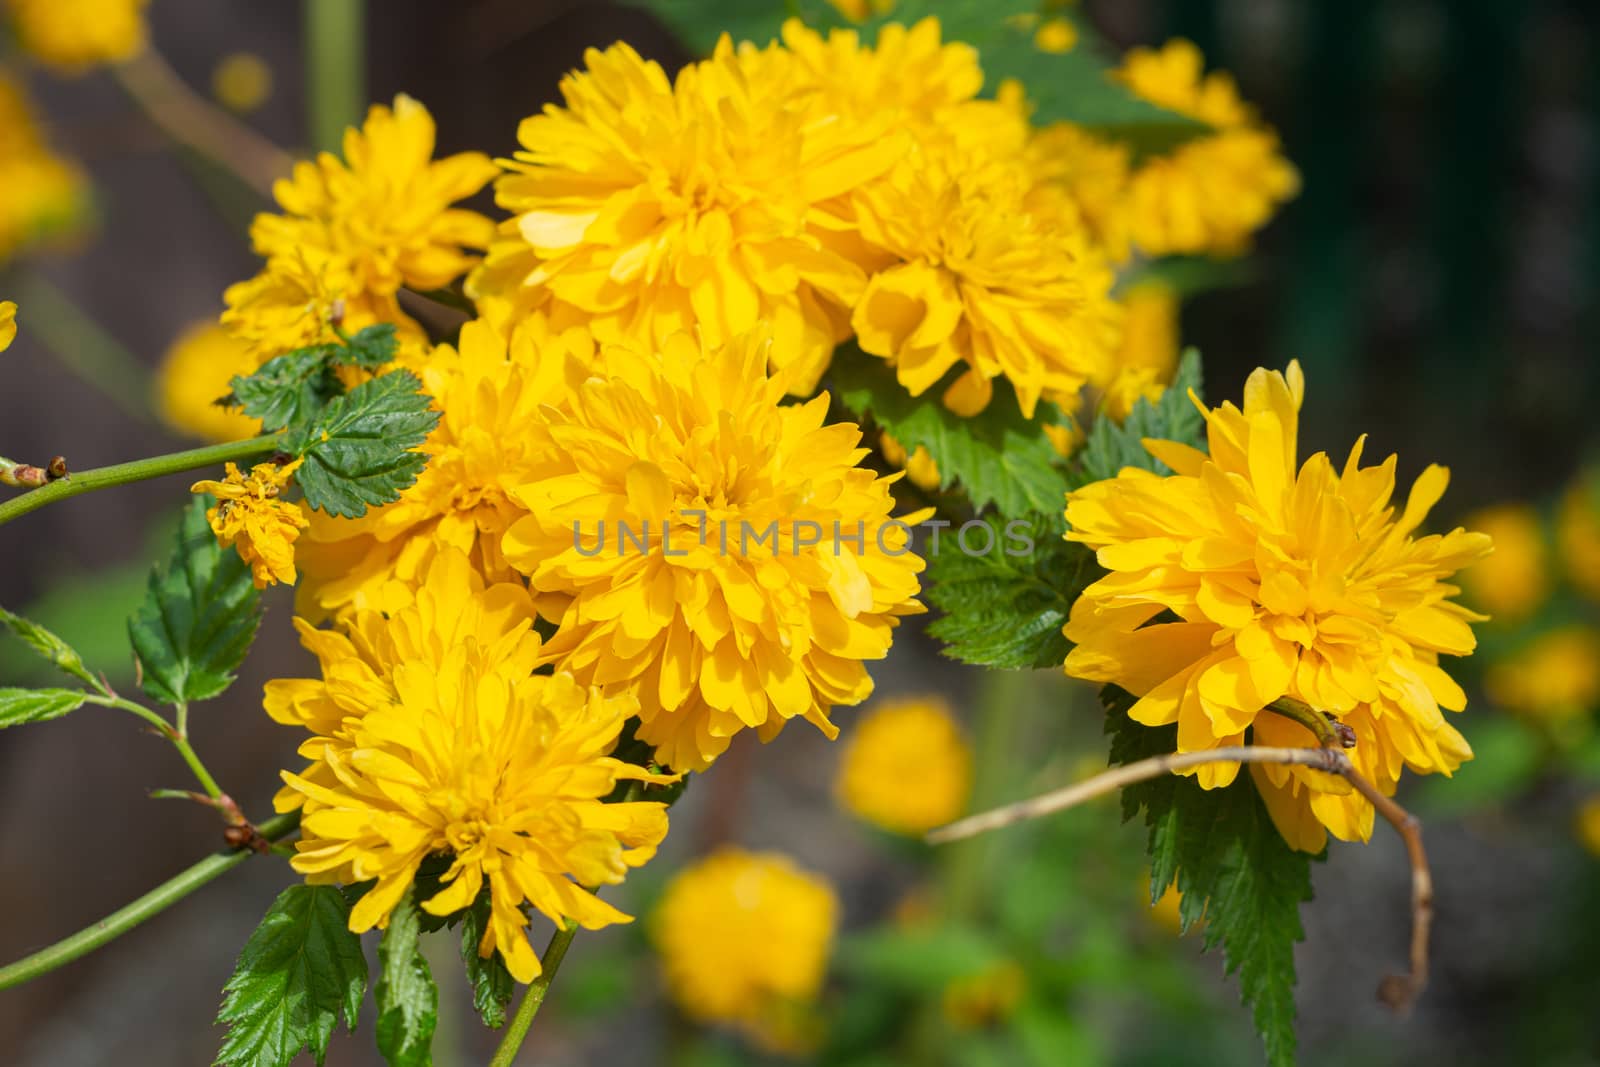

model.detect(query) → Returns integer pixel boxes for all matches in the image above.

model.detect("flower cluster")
[223,96,497,363]
[1062,362,1491,851]
[0,72,90,266]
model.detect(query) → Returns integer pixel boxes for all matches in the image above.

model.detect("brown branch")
[111,48,294,199]
[926,743,1433,1013]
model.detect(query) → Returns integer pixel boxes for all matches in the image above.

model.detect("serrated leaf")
[227,348,342,434]
[0,687,87,728]
[128,496,261,706]
[337,324,399,369]
[375,887,437,1067]
[1103,685,1313,1067]
[0,603,99,687]
[216,885,368,1067]
[830,346,1069,517]
[924,512,1095,668]
[284,370,440,519]
[1071,348,1205,488]
[459,894,515,1030]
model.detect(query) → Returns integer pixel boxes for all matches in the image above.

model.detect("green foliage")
[0,687,87,728]
[1070,348,1205,488]
[1103,686,1314,1067]
[340,324,401,369]
[216,885,369,1067]
[834,923,1010,994]
[924,513,1095,668]
[127,495,260,706]
[375,888,438,1067]
[283,369,440,519]
[831,347,1068,517]
[225,324,400,434]
[460,895,515,1030]
[0,603,99,688]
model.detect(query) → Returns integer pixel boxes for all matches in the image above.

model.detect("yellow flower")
[502,331,930,773]
[295,318,583,619]
[0,73,91,265]
[1558,478,1600,603]
[1034,17,1078,55]
[835,695,971,834]
[470,36,902,394]
[1458,503,1549,623]
[220,250,368,365]
[651,848,837,1046]
[1486,626,1600,723]
[191,459,308,589]
[1578,795,1600,857]
[1027,122,1134,263]
[1114,40,1299,257]
[941,961,1026,1030]
[1100,281,1181,421]
[212,52,272,114]
[0,301,15,352]
[229,95,496,360]
[283,649,672,984]
[5,0,147,72]
[878,432,942,493]
[155,321,262,443]
[850,143,1120,418]
[1141,876,1188,935]
[265,547,544,810]
[1063,361,1492,852]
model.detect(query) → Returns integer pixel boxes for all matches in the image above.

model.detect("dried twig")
[926,742,1433,1012]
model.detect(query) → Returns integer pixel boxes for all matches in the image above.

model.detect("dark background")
[1,1,1597,1063]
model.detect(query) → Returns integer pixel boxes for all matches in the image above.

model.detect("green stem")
[0,810,300,991]
[305,0,366,155]
[943,669,1031,920]
[10,273,156,425]
[488,921,579,1067]
[0,433,281,528]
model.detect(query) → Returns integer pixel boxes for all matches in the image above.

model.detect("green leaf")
[227,348,342,434]
[0,603,99,688]
[460,894,514,1030]
[128,496,261,706]
[284,369,440,519]
[216,885,369,1067]
[924,512,1095,668]
[338,324,399,369]
[375,888,438,1067]
[830,346,1069,517]
[1103,685,1313,1067]
[0,687,87,728]
[1071,348,1205,488]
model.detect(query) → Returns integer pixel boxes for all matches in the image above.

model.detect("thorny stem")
[0,811,300,991]
[488,922,580,1067]
[0,433,282,528]
[111,48,293,198]
[927,742,1434,1013]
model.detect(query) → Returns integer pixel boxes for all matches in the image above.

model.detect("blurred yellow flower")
[502,331,929,773]
[0,301,15,352]
[1115,40,1299,257]
[1034,17,1078,55]
[1064,362,1491,852]
[1485,626,1600,723]
[941,960,1026,1030]
[1459,503,1549,623]
[835,696,971,834]
[5,0,147,72]
[1143,877,1188,935]
[229,95,495,360]
[295,318,580,620]
[878,432,942,493]
[1027,122,1134,263]
[1578,795,1600,857]
[212,51,272,114]
[1100,281,1181,421]
[1558,479,1600,603]
[284,651,672,984]
[191,459,308,589]
[155,321,261,443]
[651,848,837,1047]
[0,72,91,265]
[265,547,543,810]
